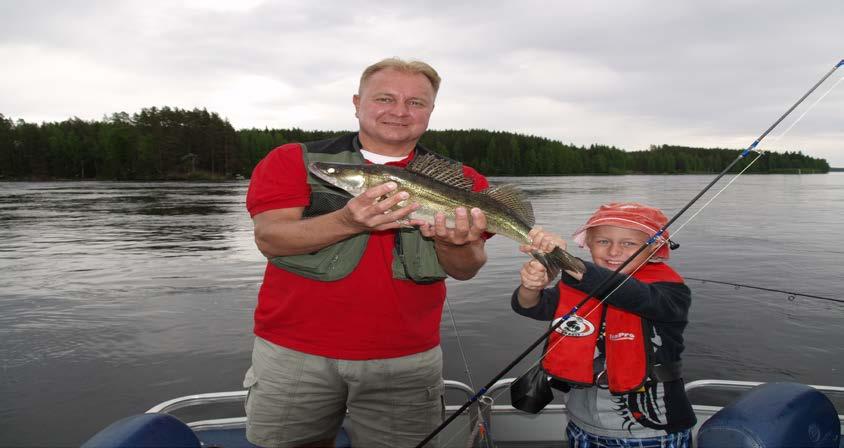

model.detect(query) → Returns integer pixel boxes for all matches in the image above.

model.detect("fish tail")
[532,247,586,277]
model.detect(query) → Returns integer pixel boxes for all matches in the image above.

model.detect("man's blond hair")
[359,58,441,95]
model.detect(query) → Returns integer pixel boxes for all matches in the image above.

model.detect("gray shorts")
[243,337,444,448]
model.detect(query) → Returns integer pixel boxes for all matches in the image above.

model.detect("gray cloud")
[2,0,842,164]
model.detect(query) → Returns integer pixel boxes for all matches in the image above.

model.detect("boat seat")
[697,382,840,448]
[81,413,201,448]
[82,413,354,448]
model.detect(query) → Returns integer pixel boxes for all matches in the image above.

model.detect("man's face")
[353,68,436,154]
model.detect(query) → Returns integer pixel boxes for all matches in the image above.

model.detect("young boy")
[513,202,696,448]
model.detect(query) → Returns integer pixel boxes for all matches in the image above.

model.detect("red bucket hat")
[572,202,672,261]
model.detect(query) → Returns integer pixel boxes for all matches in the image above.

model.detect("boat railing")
[148,378,844,414]
[147,378,843,436]
[684,379,844,394]
[147,390,247,414]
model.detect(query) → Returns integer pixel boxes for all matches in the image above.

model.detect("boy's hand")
[519,226,567,254]
[520,259,551,291]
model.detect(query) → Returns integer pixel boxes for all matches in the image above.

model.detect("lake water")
[1,174,842,446]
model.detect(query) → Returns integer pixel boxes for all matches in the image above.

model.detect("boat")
[81,377,843,447]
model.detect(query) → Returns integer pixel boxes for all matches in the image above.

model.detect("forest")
[0,107,830,180]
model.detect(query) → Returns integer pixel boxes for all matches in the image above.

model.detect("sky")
[2,0,843,165]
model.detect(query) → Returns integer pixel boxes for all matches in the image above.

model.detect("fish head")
[308,161,368,196]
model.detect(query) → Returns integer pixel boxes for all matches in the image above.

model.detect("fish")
[308,153,586,274]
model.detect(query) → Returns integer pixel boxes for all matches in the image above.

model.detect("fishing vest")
[541,263,684,394]
[269,133,448,283]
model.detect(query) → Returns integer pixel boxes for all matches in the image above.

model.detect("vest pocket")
[270,234,368,281]
[391,228,447,283]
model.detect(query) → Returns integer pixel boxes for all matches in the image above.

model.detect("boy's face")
[585,225,656,274]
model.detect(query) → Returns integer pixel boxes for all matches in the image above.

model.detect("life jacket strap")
[594,361,682,389]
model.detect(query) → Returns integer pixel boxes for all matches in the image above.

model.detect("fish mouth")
[307,161,366,194]
[307,161,325,176]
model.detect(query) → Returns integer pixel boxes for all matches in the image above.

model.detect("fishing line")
[762,72,844,150]
[443,296,496,448]
[416,59,844,448]
[685,277,844,304]
[648,72,842,241]
[444,296,476,391]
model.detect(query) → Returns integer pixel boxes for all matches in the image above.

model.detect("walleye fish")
[308,153,586,275]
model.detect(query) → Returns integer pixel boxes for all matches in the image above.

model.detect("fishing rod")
[685,277,844,304]
[415,58,844,448]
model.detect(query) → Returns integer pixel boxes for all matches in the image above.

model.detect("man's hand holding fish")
[413,206,489,280]
[339,181,420,232]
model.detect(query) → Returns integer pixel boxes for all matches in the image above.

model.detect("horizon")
[2,108,835,167]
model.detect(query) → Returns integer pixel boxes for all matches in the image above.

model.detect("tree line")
[0,107,829,180]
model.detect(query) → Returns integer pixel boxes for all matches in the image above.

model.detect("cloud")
[2,0,843,164]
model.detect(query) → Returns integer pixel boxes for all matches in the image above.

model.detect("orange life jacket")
[541,263,683,393]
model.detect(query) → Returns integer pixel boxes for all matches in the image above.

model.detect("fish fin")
[484,184,535,227]
[533,247,586,275]
[406,153,475,191]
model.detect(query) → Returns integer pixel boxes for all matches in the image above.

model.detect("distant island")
[0,107,830,181]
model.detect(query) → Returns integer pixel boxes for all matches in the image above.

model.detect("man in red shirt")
[243,58,490,447]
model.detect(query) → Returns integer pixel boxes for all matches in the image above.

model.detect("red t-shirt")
[246,142,490,360]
